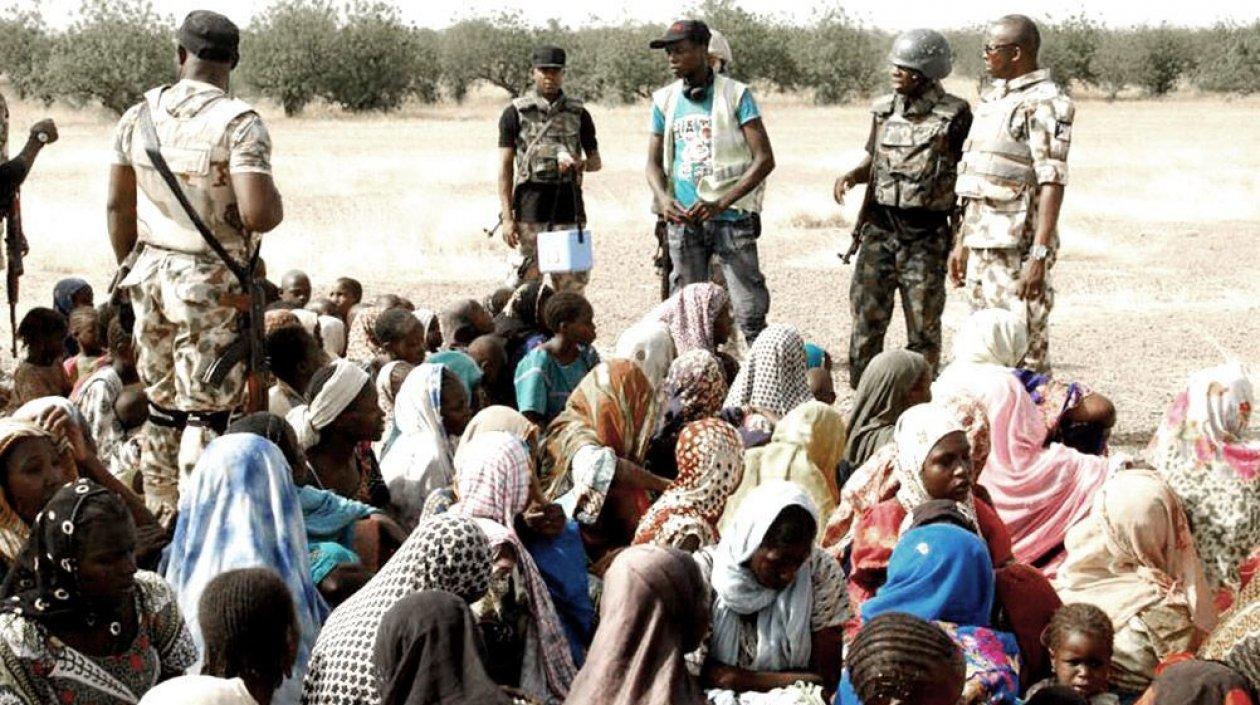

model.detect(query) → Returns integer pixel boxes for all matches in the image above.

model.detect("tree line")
[1,0,1258,117]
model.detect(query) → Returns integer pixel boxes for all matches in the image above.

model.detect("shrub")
[322,1,432,112]
[1041,13,1102,90]
[238,0,338,116]
[695,0,800,90]
[790,7,885,104]
[439,11,534,100]
[0,9,54,104]
[1193,22,1260,95]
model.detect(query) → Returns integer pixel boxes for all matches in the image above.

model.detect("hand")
[134,522,170,563]
[501,217,520,248]
[658,197,688,224]
[686,199,725,223]
[522,502,566,539]
[833,172,855,205]
[34,406,90,463]
[1015,258,1046,300]
[947,245,969,288]
[558,156,584,175]
[28,119,57,146]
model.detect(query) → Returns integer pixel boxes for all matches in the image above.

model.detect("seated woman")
[1148,362,1260,606]
[0,479,197,704]
[303,514,493,705]
[1133,659,1256,705]
[845,612,967,705]
[936,308,1114,454]
[837,523,1022,705]
[142,567,298,705]
[564,545,708,705]
[451,432,578,704]
[165,435,331,705]
[613,319,675,393]
[722,325,814,447]
[691,481,846,700]
[644,349,728,480]
[841,349,930,484]
[650,281,733,356]
[379,363,471,528]
[720,400,846,528]
[634,417,744,552]
[1199,576,1259,691]
[541,360,671,564]
[0,420,71,574]
[287,359,387,505]
[1054,466,1218,696]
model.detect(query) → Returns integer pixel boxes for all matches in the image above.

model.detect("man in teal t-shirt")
[646,19,776,343]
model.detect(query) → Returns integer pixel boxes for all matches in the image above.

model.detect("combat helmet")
[887,29,952,80]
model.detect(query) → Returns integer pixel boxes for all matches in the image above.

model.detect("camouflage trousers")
[965,246,1055,372]
[848,224,949,387]
[123,247,244,520]
[506,221,589,294]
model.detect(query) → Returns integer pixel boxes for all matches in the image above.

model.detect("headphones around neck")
[684,69,715,101]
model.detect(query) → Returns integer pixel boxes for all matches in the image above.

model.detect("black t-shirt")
[499,102,598,224]
[0,158,29,219]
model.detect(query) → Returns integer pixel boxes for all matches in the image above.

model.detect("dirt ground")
[4,81,1259,452]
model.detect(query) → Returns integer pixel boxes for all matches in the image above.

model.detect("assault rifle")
[839,180,875,265]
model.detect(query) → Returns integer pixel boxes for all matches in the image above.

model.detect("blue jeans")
[667,214,770,342]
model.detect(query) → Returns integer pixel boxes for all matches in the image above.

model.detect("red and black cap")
[649,19,712,49]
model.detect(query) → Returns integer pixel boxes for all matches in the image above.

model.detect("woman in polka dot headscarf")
[0,479,196,705]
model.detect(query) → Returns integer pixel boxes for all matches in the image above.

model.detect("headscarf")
[373,591,510,705]
[723,324,812,417]
[862,523,995,627]
[291,308,320,337]
[493,281,550,344]
[564,545,707,705]
[844,349,929,468]
[380,364,456,529]
[302,514,492,705]
[165,436,328,705]
[0,419,65,566]
[345,307,383,363]
[614,321,676,391]
[652,282,729,355]
[1148,362,1260,591]
[12,396,88,460]
[1135,659,1256,705]
[1055,466,1216,633]
[709,481,818,671]
[139,676,257,705]
[451,432,577,703]
[950,308,1029,368]
[1200,577,1260,690]
[285,359,371,450]
[934,368,1111,568]
[376,360,407,420]
[663,350,728,425]
[318,316,346,358]
[427,350,483,400]
[52,278,90,317]
[541,360,658,500]
[459,406,539,459]
[893,403,977,530]
[634,418,743,549]
[722,401,846,529]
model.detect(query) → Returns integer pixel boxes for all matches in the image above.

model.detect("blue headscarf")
[165,435,329,705]
[52,278,90,317]
[428,350,484,399]
[804,343,827,370]
[862,523,994,627]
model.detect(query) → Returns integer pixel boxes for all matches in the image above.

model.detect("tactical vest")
[955,93,1036,203]
[512,92,585,186]
[129,82,256,256]
[871,91,967,212]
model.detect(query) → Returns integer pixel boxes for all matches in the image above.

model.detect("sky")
[27,0,1260,30]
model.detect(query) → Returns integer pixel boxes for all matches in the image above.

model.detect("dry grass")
[5,85,1260,450]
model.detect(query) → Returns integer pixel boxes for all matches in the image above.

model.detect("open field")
[5,82,1260,450]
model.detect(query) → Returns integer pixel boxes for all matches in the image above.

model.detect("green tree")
[694,0,800,90]
[439,11,534,100]
[238,0,338,116]
[790,7,885,104]
[322,1,431,112]
[1130,25,1196,96]
[0,8,54,104]
[1041,13,1102,90]
[1194,22,1260,95]
[43,0,175,115]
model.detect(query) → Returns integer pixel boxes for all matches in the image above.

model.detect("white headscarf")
[291,308,320,337]
[139,676,257,705]
[379,364,455,528]
[614,320,676,391]
[951,308,1029,368]
[894,403,978,531]
[709,480,817,671]
[318,316,346,358]
[285,359,370,450]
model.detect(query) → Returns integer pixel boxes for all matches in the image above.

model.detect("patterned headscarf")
[653,282,729,355]
[893,403,978,531]
[1199,576,1260,690]
[302,514,492,705]
[345,307,383,363]
[0,419,67,567]
[634,418,744,549]
[723,324,812,417]
[664,350,728,425]
[451,432,577,703]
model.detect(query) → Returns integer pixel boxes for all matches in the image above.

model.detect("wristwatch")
[1029,243,1050,261]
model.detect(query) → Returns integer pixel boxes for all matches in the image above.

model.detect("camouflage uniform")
[956,68,1074,372]
[849,82,971,386]
[113,79,272,520]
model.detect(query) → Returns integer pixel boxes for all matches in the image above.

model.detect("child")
[373,308,426,365]
[468,333,513,408]
[484,286,514,317]
[1027,603,1118,705]
[265,324,329,417]
[438,298,494,349]
[73,313,141,482]
[280,269,312,308]
[808,367,837,405]
[13,307,71,406]
[328,277,363,321]
[846,612,966,705]
[63,306,108,389]
[514,291,600,426]
[113,387,148,492]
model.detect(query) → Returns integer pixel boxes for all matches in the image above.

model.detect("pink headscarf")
[949,368,1114,570]
[652,283,729,354]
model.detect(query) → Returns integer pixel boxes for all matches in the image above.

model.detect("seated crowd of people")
[0,270,1255,705]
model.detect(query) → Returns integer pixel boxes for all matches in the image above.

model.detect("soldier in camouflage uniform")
[106,11,283,521]
[835,29,972,388]
[498,45,602,295]
[949,14,1074,373]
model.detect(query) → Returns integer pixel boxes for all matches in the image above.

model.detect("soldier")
[498,45,601,295]
[106,10,283,520]
[647,19,775,344]
[948,14,1073,373]
[0,109,58,216]
[835,29,971,388]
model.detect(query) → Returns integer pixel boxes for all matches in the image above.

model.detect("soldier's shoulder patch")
[1054,121,1071,141]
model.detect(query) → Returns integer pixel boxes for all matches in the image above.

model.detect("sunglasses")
[983,42,1018,55]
